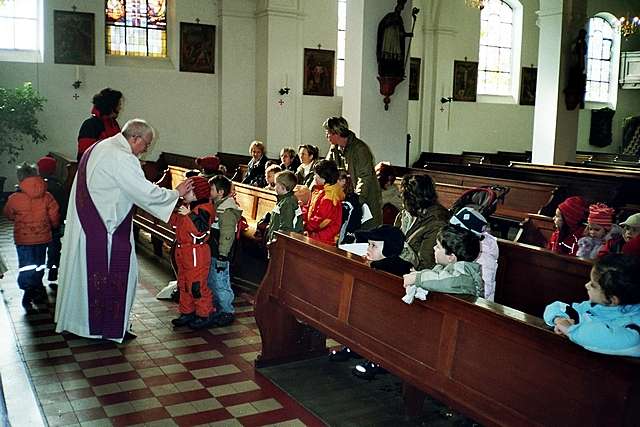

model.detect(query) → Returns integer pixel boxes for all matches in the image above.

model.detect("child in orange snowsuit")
[3,162,60,312]
[169,176,217,330]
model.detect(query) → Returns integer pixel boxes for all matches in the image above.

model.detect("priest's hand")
[178,205,191,216]
[176,179,194,197]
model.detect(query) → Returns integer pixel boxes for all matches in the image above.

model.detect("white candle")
[284,73,288,87]
[75,65,80,81]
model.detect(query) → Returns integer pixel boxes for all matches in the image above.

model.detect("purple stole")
[76,142,134,339]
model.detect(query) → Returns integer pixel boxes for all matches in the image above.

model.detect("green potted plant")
[0,82,47,194]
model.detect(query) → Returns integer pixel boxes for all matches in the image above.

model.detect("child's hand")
[403,272,417,288]
[178,205,191,216]
[553,317,575,336]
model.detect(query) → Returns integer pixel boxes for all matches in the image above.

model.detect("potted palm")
[0,82,47,194]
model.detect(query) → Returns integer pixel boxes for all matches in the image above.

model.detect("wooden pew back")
[233,182,277,227]
[514,213,555,247]
[255,233,640,426]
[384,164,557,222]
[495,238,591,316]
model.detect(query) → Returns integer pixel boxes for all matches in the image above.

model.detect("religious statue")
[563,29,588,110]
[376,0,419,110]
[377,0,410,78]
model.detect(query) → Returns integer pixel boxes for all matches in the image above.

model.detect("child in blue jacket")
[543,254,640,357]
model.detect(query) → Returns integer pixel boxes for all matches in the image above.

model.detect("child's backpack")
[450,185,510,218]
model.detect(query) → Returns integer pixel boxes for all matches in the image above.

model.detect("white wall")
[301,0,342,151]
[0,0,219,188]
[416,0,540,159]
[3,0,636,191]
[576,0,640,154]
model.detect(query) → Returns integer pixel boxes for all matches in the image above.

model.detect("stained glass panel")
[105,0,167,56]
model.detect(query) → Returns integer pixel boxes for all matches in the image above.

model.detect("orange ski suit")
[169,201,215,317]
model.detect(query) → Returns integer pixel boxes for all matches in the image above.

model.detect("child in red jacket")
[547,196,588,256]
[169,176,216,330]
[303,160,344,245]
[3,162,60,312]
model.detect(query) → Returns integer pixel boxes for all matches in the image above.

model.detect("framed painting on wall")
[54,10,95,65]
[180,22,216,74]
[409,57,421,100]
[303,48,335,96]
[519,67,537,105]
[452,60,478,102]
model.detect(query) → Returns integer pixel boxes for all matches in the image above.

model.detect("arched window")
[0,0,43,63]
[106,0,167,57]
[477,0,522,99]
[585,14,620,107]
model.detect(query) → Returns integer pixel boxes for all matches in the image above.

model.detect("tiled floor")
[0,216,325,427]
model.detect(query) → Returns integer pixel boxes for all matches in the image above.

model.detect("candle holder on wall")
[278,87,290,96]
[72,66,82,89]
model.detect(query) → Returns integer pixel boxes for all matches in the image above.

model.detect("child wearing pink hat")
[547,196,588,256]
[576,203,621,259]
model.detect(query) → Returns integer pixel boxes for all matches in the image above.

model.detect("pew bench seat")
[255,232,640,426]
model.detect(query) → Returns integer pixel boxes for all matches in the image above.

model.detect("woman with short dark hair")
[394,174,450,270]
[77,88,123,160]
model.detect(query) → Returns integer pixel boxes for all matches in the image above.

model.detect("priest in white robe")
[54,119,192,343]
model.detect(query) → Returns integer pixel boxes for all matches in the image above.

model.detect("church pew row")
[566,160,640,172]
[254,232,640,426]
[381,163,559,222]
[415,151,532,167]
[415,160,640,209]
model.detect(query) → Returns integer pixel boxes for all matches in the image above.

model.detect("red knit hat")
[558,196,588,228]
[191,176,211,200]
[196,156,220,172]
[37,156,57,176]
[588,203,614,227]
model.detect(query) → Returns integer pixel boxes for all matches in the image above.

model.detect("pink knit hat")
[558,196,588,228]
[587,203,614,227]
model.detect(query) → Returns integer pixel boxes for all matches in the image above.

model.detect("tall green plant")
[0,82,47,162]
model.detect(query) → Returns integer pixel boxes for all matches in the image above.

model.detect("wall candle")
[285,73,288,87]
[75,66,80,81]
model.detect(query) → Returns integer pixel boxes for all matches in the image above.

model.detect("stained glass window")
[0,0,41,51]
[105,0,167,57]
[586,16,615,103]
[477,0,513,95]
[336,0,346,87]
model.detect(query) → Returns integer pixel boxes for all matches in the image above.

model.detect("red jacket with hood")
[3,176,60,245]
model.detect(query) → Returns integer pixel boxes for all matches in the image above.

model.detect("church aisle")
[0,216,325,427]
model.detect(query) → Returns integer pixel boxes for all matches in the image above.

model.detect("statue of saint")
[376,0,411,78]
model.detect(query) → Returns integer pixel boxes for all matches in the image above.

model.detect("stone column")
[218,0,257,154]
[254,0,303,155]
[532,0,587,164]
[342,0,413,166]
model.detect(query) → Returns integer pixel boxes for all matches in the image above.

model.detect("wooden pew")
[514,213,555,248]
[494,238,591,316]
[413,160,640,210]
[232,181,277,239]
[48,152,78,196]
[382,163,559,223]
[412,152,485,167]
[255,233,640,426]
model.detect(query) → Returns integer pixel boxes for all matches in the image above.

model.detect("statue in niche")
[376,0,419,110]
[564,28,588,110]
[376,0,411,78]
